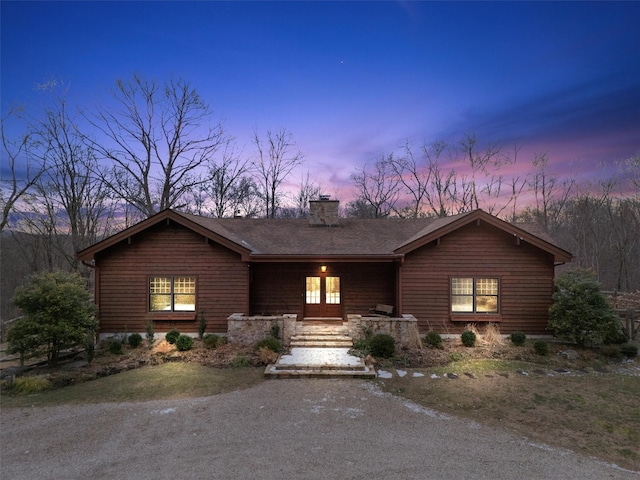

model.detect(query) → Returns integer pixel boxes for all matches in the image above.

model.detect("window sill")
[450,314,501,323]
[149,313,196,321]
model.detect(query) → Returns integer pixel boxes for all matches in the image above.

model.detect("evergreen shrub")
[203,334,222,349]
[533,340,549,356]
[165,329,180,344]
[424,332,443,349]
[510,331,527,346]
[461,330,476,347]
[370,333,395,358]
[128,333,143,348]
[176,334,194,351]
[620,344,638,358]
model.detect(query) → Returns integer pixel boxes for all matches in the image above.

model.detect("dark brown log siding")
[95,222,248,334]
[250,262,396,318]
[401,222,555,335]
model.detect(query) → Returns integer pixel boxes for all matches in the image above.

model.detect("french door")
[304,276,342,318]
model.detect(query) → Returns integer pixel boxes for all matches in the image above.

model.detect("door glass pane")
[306,277,320,304]
[326,277,340,304]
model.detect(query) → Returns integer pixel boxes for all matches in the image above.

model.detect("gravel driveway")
[1,379,636,480]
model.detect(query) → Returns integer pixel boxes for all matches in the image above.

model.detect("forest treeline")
[2,74,639,323]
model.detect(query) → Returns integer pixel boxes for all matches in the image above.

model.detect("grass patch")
[379,360,640,471]
[1,363,264,408]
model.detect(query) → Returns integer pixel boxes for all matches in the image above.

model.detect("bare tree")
[389,142,431,218]
[86,74,225,217]
[350,154,401,218]
[30,87,116,269]
[251,128,304,218]
[205,140,251,217]
[281,171,322,218]
[458,133,507,213]
[529,152,574,231]
[0,107,46,232]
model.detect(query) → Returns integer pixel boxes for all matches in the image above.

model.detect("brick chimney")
[309,195,339,226]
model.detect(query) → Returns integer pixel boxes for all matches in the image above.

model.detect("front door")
[305,276,342,318]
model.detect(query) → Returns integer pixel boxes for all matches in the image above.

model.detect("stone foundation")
[348,314,422,350]
[227,313,297,346]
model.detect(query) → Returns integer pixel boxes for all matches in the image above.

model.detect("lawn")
[2,338,639,471]
[0,362,264,407]
[378,357,640,472]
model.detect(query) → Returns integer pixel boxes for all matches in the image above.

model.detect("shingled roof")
[77,209,572,264]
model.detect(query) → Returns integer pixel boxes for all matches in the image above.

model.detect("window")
[451,277,499,313]
[149,276,196,312]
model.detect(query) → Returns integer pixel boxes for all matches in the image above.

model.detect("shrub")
[548,269,621,347]
[620,344,638,358]
[12,376,51,394]
[483,323,505,346]
[449,351,464,362]
[175,334,194,351]
[255,336,281,353]
[10,271,97,366]
[231,354,251,367]
[85,330,95,364]
[352,338,371,356]
[510,331,527,346]
[424,331,443,349]
[165,329,180,344]
[146,318,155,349]
[108,339,123,355]
[270,321,281,340]
[128,333,143,348]
[533,340,549,356]
[257,346,279,364]
[370,333,395,358]
[461,330,476,347]
[197,310,207,340]
[203,334,222,349]
[599,345,622,359]
[7,318,42,367]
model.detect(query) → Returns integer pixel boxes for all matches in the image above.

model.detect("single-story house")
[77,199,572,340]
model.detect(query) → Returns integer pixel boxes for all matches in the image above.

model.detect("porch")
[227,313,421,378]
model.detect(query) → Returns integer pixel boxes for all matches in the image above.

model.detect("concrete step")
[290,340,353,348]
[264,347,377,379]
[291,334,352,341]
[264,366,377,379]
[295,327,349,335]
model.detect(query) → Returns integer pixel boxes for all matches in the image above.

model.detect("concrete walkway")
[1,379,636,479]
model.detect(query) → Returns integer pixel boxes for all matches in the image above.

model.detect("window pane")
[306,277,320,304]
[150,294,172,311]
[150,277,171,294]
[476,278,498,295]
[452,296,474,312]
[452,278,473,295]
[476,295,498,313]
[174,276,196,294]
[174,294,196,311]
[326,277,340,304]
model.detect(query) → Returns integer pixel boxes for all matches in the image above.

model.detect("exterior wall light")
[320,265,327,273]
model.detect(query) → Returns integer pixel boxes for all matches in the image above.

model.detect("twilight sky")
[2,1,639,201]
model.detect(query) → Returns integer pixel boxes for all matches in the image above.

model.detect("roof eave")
[77,210,252,262]
[249,254,404,263]
[395,209,573,263]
